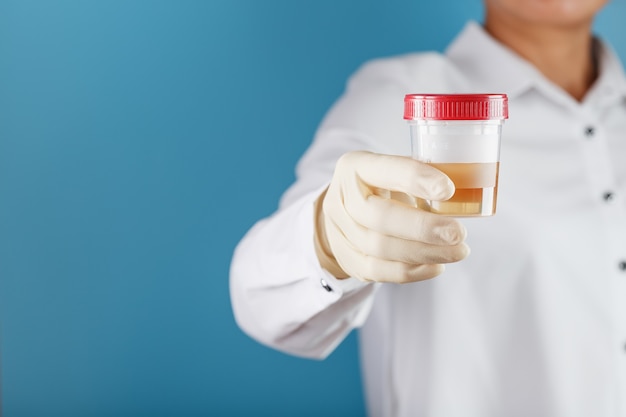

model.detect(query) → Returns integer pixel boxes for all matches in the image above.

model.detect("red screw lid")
[404,94,509,121]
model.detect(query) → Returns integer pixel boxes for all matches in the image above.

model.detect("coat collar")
[445,21,626,109]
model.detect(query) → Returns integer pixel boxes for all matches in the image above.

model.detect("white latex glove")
[314,150,470,283]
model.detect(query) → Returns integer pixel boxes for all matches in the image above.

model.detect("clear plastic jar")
[404,94,508,216]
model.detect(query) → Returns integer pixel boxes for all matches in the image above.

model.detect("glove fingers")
[346,151,454,200]
[332,202,469,264]
[325,218,445,283]
[322,150,471,283]
[343,180,466,245]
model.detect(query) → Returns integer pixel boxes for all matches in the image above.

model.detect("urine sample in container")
[404,94,508,217]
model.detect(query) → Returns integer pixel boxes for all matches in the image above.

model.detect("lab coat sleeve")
[229,52,451,359]
[230,184,379,359]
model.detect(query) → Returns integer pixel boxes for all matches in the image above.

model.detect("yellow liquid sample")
[418,162,499,216]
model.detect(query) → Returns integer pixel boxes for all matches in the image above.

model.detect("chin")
[487,0,608,28]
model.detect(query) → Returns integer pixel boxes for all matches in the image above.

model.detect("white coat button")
[619,261,626,271]
[603,191,615,202]
[584,126,595,137]
[320,279,333,292]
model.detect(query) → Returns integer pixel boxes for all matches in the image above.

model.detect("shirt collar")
[584,39,626,105]
[445,20,626,107]
[445,21,538,100]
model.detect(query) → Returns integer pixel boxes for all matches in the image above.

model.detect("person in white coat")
[230,0,626,416]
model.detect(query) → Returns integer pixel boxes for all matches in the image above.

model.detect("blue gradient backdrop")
[0,1,624,416]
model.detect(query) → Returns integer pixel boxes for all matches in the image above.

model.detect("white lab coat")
[230,21,626,417]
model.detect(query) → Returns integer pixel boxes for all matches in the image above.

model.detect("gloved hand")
[314,150,470,283]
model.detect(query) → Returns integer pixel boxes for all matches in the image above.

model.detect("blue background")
[0,1,624,416]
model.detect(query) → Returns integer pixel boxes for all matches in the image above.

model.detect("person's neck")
[484,15,598,102]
